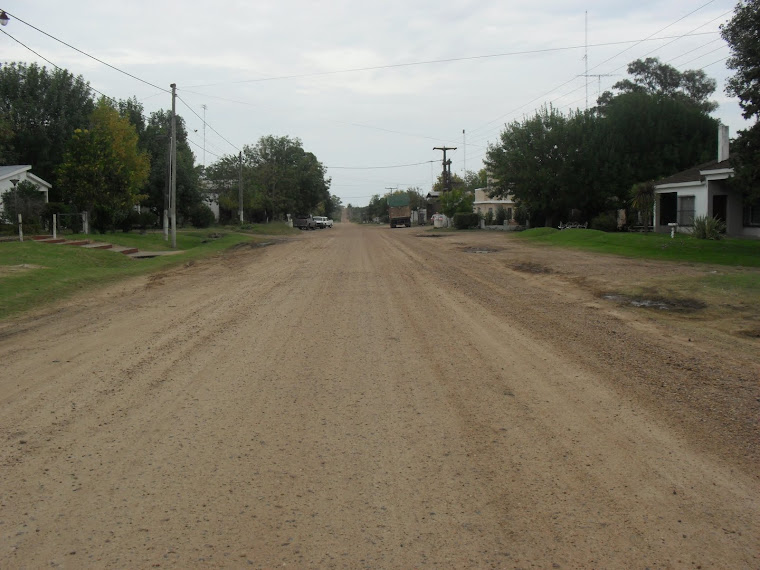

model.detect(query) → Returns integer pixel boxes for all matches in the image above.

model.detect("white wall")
[0,172,49,216]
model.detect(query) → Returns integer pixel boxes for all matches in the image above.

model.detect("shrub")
[453,212,480,229]
[692,215,726,240]
[137,211,158,231]
[590,212,617,232]
[484,210,494,225]
[514,205,529,226]
[190,203,216,228]
[117,209,140,233]
[1,180,46,224]
[495,206,507,225]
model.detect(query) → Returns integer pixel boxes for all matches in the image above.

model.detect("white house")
[0,165,52,217]
[653,126,759,238]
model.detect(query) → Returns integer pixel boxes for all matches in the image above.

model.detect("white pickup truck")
[314,216,333,229]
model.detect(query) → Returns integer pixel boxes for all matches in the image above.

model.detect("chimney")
[718,124,729,162]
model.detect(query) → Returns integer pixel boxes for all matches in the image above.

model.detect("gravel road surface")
[1,224,757,568]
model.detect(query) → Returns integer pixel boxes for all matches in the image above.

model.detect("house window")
[507,207,513,220]
[744,203,760,227]
[678,196,695,226]
[488,207,493,215]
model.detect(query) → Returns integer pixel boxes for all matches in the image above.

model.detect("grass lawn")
[0,230,266,320]
[517,228,760,268]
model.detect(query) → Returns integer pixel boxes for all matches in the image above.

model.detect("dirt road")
[1,224,757,568]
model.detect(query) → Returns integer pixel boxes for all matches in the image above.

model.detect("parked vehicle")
[388,194,411,228]
[314,216,334,229]
[293,214,316,230]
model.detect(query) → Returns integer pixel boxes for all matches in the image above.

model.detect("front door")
[659,192,677,225]
[713,194,727,222]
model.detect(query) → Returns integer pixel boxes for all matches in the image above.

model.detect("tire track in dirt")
[0,225,757,568]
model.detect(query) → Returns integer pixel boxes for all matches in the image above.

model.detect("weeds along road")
[0,223,757,568]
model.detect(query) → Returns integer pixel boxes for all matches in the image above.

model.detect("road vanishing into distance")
[1,223,757,568]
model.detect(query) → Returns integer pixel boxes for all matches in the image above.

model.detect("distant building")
[199,176,220,221]
[473,187,515,222]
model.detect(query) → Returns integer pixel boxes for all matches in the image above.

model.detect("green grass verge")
[517,228,760,267]
[0,231,263,320]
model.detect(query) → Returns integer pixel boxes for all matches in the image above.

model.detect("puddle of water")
[602,294,705,312]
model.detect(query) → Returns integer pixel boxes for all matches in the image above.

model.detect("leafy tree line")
[485,58,720,227]
[0,62,205,230]
[1,61,336,231]
[721,0,760,205]
[204,135,333,223]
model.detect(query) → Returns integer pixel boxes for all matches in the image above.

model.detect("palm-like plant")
[630,181,655,230]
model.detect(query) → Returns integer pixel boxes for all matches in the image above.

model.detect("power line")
[0,27,118,105]
[466,29,725,141]
[186,136,223,160]
[583,0,720,78]
[676,45,728,68]
[0,9,168,93]
[183,32,719,89]
[176,93,239,152]
[466,2,722,140]
[327,160,436,170]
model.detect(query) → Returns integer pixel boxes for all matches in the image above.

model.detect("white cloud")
[0,0,745,205]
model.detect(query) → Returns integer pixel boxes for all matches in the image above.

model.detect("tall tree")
[439,188,475,219]
[432,172,465,193]
[721,0,760,202]
[207,135,331,222]
[0,115,15,164]
[141,109,201,221]
[599,57,717,113]
[118,97,146,145]
[0,63,94,186]
[57,98,150,228]
[599,91,718,191]
[486,106,585,227]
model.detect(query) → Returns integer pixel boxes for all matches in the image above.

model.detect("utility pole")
[170,83,177,249]
[238,151,243,223]
[463,129,466,178]
[433,146,456,192]
[164,137,170,241]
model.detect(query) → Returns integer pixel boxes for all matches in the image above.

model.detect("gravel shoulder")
[0,224,757,568]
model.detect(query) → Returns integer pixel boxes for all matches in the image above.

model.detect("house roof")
[654,159,732,186]
[0,165,53,189]
[0,165,31,180]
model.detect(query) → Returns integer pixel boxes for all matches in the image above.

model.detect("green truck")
[388,194,411,228]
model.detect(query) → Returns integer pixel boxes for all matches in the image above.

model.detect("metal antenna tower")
[201,104,207,168]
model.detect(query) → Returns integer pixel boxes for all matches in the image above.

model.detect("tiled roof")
[655,159,732,186]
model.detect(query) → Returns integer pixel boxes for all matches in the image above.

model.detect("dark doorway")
[659,192,677,225]
[713,194,727,222]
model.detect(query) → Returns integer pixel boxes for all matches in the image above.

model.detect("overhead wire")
[0,8,168,93]
[0,5,734,184]
[465,6,730,147]
[182,32,718,89]
[176,93,239,153]
[0,27,118,105]
[327,160,437,170]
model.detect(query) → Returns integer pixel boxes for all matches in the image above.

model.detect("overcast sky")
[0,0,747,206]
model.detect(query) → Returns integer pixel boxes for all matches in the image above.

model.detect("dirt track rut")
[0,224,757,568]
